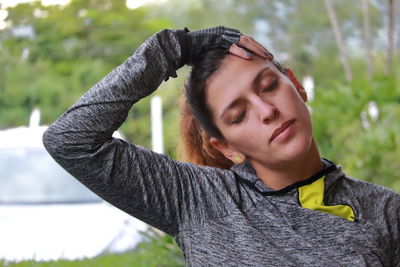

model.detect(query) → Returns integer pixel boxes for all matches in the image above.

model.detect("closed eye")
[262,79,279,93]
[232,110,246,124]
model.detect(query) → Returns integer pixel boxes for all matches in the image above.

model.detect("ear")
[209,137,245,163]
[285,68,307,102]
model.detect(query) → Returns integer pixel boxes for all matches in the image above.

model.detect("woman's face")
[206,54,313,168]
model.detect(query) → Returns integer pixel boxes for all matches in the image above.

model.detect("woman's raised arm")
[42,27,246,236]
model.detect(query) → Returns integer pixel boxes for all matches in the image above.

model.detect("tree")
[0,0,174,150]
[362,0,373,79]
[1,0,399,192]
[324,0,352,82]
[386,0,394,74]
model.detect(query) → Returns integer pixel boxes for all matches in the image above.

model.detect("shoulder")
[338,175,400,230]
[340,175,400,203]
[325,163,399,207]
[338,176,400,264]
[337,175,400,216]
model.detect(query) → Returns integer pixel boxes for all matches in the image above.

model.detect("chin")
[282,133,314,162]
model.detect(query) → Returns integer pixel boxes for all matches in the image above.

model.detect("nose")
[254,98,278,124]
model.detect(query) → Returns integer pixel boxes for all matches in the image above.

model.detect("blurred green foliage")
[1,0,398,187]
[312,66,400,192]
[0,0,399,265]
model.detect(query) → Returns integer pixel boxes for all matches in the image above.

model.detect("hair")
[179,49,233,169]
[179,49,287,169]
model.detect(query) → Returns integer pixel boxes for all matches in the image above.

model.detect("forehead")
[205,55,278,117]
[207,54,273,89]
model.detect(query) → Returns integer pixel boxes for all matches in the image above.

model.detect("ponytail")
[179,98,233,169]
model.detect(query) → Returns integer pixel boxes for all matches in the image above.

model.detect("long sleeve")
[42,27,242,236]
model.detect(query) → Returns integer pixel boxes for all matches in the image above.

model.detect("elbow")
[42,123,105,160]
[42,124,60,157]
[42,124,77,165]
[42,122,72,159]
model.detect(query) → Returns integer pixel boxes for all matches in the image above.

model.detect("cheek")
[223,123,262,151]
[286,88,310,117]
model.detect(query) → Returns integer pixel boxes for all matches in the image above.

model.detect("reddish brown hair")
[179,97,233,169]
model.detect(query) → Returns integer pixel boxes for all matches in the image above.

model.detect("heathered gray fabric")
[43,27,400,266]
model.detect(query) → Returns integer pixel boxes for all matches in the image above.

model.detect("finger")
[238,35,273,59]
[228,43,252,59]
[240,35,270,58]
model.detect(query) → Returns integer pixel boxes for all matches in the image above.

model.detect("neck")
[250,139,322,190]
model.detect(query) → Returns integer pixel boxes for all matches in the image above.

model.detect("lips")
[269,119,295,143]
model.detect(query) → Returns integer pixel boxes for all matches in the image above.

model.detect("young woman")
[43,26,400,266]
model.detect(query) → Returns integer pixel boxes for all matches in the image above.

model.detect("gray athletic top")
[42,27,400,266]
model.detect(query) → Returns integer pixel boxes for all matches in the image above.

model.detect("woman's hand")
[183,26,272,65]
[185,26,241,65]
[229,34,273,60]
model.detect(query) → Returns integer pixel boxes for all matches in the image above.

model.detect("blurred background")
[0,0,399,266]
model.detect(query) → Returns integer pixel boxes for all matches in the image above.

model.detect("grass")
[1,252,155,267]
[1,252,179,267]
[0,231,185,267]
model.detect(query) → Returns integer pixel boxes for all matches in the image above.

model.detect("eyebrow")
[220,66,271,119]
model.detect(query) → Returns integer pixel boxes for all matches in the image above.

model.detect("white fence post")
[151,96,164,154]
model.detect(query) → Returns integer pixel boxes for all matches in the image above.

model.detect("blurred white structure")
[126,0,167,9]
[302,75,314,102]
[0,110,147,262]
[368,101,379,121]
[361,101,379,130]
[29,108,41,128]
[151,96,164,154]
